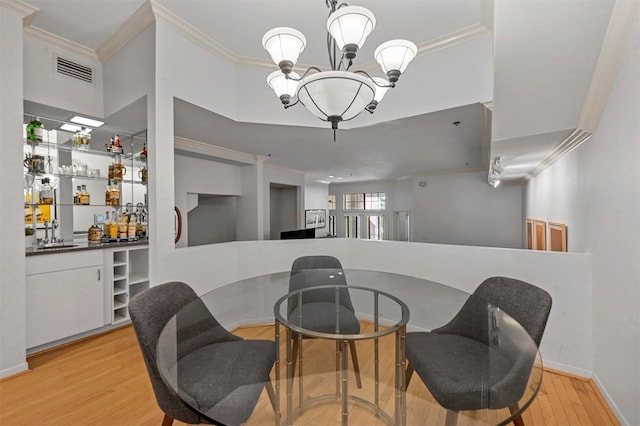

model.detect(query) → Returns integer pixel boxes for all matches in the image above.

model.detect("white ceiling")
[21,0,623,184]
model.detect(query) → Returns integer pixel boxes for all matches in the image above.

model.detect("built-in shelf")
[110,247,149,324]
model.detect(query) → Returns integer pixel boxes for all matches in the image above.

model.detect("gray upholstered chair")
[405,276,552,426]
[129,281,277,426]
[287,255,362,388]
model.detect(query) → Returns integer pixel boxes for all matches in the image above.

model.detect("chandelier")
[262,0,417,140]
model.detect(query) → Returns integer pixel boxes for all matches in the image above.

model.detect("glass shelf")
[24,139,146,162]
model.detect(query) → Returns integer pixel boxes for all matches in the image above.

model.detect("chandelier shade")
[267,71,300,104]
[262,27,306,69]
[326,6,376,50]
[374,39,418,76]
[296,71,375,124]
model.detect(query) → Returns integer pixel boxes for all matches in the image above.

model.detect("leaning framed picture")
[305,209,326,229]
[548,222,567,252]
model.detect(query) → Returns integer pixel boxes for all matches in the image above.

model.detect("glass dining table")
[155,270,543,426]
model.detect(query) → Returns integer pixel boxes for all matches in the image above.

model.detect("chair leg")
[406,362,414,387]
[348,341,362,389]
[161,414,174,426]
[509,405,525,426]
[291,336,299,377]
[265,379,278,414]
[445,410,458,426]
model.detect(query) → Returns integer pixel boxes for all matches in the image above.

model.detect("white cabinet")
[26,251,104,349]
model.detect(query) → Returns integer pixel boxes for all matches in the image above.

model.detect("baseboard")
[0,362,29,380]
[541,359,592,378]
[592,372,627,425]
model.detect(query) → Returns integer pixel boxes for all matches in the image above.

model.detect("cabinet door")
[26,266,104,349]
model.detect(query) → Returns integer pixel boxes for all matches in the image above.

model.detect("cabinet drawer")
[26,250,103,275]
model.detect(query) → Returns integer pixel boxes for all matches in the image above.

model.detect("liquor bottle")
[118,211,128,239]
[140,143,147,160]
[74,185,82,205]
[108,210,118,239]
[80,184,90,205]
[26,117,45,144]
[39,178,53,205]
[110,184,120,206]
[128,213,137,240]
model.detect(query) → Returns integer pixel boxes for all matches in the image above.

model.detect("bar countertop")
[26,238,148,256]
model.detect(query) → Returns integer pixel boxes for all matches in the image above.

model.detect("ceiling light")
[60,123,92,133]
[491,156,504,174]
[70,116,104,128]
[263,0,416,140]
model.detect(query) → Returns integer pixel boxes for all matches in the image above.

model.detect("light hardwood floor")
[0,325,618,426]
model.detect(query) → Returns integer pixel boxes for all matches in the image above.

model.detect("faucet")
[51,219,59,243]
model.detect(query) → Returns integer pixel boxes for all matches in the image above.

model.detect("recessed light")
[70,116,104,127]
[329,175,335,178]
[337,177,343,180]
[60,124,93,133]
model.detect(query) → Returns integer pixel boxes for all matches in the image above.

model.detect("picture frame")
[305,209,326,229]
[525,218,547,251]
[548,222,567,252]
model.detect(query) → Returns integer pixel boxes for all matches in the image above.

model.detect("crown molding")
[0,0,38,25]
[418,23,490,57]
[264,162,306,176]
[174,136,267,165]
[96,0,155,62]
[525,128,592,181]
[577,0,640,133]
[357,23,491,73]
[150,0,237,64]
[23,26,99,61]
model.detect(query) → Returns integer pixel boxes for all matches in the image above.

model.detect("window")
[367,215,384,240]
[344,193,364,210]
[344,215,360,238]
[365,192,386,210]
[344,192,385,210]
[328,194,336,210]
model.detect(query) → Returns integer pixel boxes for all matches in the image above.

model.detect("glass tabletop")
[156,269,543,426]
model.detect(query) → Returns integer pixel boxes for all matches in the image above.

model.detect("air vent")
[56,56,93,84]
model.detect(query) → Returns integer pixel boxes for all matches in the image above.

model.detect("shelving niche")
[108,247,149,324]
[23,113,148,245]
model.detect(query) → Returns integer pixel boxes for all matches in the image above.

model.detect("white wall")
[187,196,237,245]
[524,152,586,252]
[411,172,522,247]
[304,180,329,237]
[174,154,242,248]
[23,37,103,118]
[0,6,29,378]
[330,173,522,247]
[263,165,305,239]
[103,24,155,118]
[525,20,640,426]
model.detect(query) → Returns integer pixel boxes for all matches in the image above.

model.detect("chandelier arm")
[284,99,300,109]
[353,70,395,88]
[286,66,323,81]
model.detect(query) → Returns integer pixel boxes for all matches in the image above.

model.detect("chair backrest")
[287,255,355,316]
[129,281,239,424]
[434,276,552,347]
